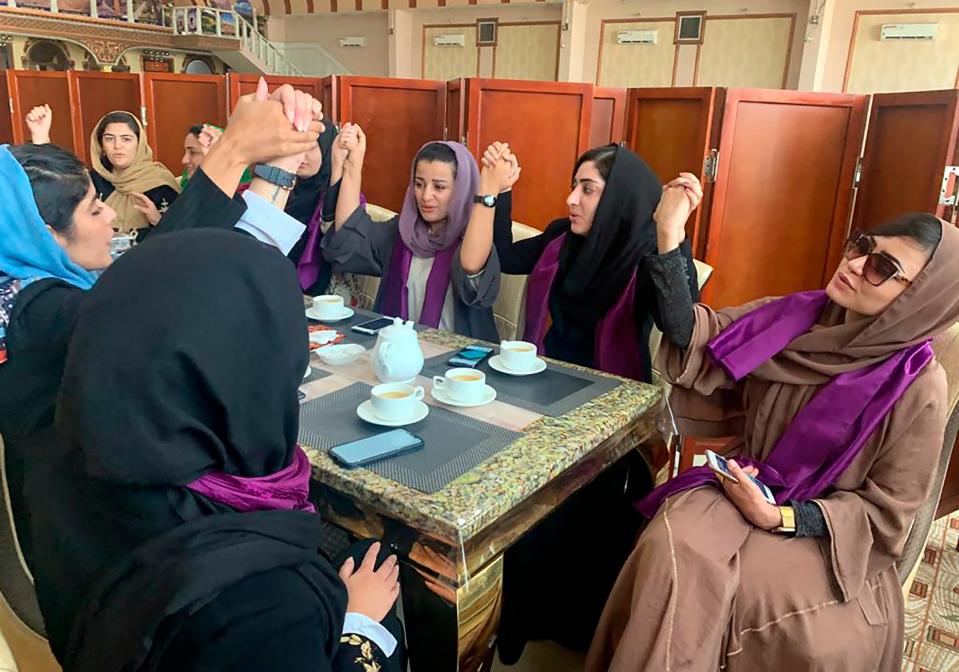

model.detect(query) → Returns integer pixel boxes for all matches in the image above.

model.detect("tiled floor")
[903,513,959,672]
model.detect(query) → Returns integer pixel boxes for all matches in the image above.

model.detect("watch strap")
[774,505,796,534]
[253,163,297,191]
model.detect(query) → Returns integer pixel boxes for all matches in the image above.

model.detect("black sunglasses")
[843,234,912,287]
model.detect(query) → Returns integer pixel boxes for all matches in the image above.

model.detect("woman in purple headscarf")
[322,123,518,340]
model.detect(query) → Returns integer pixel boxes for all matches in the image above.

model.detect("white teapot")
[371,317,424,383]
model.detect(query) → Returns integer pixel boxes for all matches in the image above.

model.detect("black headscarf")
[553,146,662,326]
[285,121,339,226]
[45,229,348,670]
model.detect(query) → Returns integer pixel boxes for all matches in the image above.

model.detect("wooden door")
[0,74,13,146]
[590,87,626,148]
[853,89,959,230]
[446,78,466,144]
[337,76,446,212]
[69,71,141,167]
[465,78,593,229]
[703,89,868,309]
[142,73,227,174]
[624,87,721,257]
[7,70,75,152]
[227,73,323,112]
[321,75,337,124]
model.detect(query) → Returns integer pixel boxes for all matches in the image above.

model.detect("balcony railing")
[172,6,301,76]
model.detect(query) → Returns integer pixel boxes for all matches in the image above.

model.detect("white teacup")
[500,340,538,371]
[370,382,424,421]
[433,368,486,403]
[312,295,345,319]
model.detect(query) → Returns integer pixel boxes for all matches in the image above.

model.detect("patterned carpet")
[904,514,959,671]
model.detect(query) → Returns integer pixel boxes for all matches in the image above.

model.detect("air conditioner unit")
[617,30,658,45]
[338,36,366,47]
[880,23,937,40]
[433,34,466,47]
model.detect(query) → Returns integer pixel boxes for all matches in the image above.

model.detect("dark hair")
[869,212,942,253]
[9,143,92,236]
[414,142,458,178]
[95,111,140,171]
[188,124,204,137]
[573,145,617,183]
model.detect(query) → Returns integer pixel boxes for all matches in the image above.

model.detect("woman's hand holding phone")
[719,459,783,531]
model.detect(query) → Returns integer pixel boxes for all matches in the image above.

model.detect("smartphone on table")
[448,345,494,369]
[351,317,395,336]
[705,449,776,505]
[330,429,424,469]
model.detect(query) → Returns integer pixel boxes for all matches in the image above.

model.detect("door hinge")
[853,156,864,188]
[939,165,959,206]
[703,149,719,183]
[140,106,148,128]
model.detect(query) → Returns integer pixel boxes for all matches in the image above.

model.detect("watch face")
[482,195,496,207]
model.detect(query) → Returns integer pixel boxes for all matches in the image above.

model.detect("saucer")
[431,384,497,408]
[317,343,365,366]
[489,355,547,376]
[306,306,354,323]
[356,400,429,427]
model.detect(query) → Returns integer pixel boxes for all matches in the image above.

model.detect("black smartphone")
[448,344,494,368]
[351,317,395,336]
[330,429,424,468]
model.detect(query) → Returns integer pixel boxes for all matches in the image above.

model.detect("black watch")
[474,194,497,208]
[253,163,298,191]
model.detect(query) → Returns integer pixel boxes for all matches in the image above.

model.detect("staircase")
[171,6,301,76]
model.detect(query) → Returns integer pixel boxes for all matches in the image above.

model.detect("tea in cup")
[500,340,538,371]
[433,368,487,403]
[312,295,345,319]
[370,383,425,421]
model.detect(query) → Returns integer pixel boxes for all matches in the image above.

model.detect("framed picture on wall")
[674,11,706,45]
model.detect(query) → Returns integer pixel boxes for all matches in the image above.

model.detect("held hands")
[337,123,367,170]
[221,77,323,168]
[197,124,223,155]
[480,141,521,194]
[131,193,162,226]
[25,104,53,144]
[720,460,783,531]
[338,542,400,622]
[653,172,704,254]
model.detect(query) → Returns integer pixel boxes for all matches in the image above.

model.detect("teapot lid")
[379,316,417,339]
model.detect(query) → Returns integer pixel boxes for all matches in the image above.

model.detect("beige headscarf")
[90,112,180,233]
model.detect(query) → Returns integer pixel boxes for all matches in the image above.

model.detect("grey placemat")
[299,382,522,493]
[308,309,427,348]
[303,364,332,384]
[423,349,621,417]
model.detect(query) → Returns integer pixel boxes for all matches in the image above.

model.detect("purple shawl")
[637,291,934,517]
[296,193,367,291]
[186,444,316,513]
[523,233,646,380]
[379,141,479,327]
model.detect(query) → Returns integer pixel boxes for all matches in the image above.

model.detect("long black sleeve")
[643,242,699,349]
[793,500,829,538]
[152,169,247,237]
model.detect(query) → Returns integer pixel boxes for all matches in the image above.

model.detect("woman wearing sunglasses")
[586,172,959,671]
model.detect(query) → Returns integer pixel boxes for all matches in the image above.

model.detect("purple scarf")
[186,444,316,513]
[296,193,367,291]
[380,241,456,327]
[523,233,646,380]
[637,291,934,517]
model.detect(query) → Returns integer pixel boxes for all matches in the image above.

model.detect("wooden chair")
[897,321,959,593]
[0,435,60,672]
